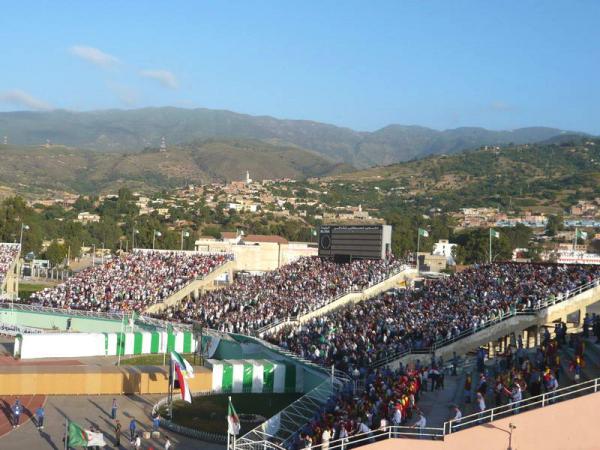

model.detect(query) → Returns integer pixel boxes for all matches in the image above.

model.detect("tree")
[546,214,564,237]
[44,240,67,266]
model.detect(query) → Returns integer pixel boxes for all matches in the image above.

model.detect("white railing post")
[489,409,494,422]
[541,393,545,408]
[595,378,598,393]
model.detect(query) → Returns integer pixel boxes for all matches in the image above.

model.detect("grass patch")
[162,393,302,434]
[18,283,47,300]
[119,353,197,366]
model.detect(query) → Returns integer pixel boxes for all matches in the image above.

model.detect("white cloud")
[140,69,179,89]
[69,45,119,68]
[0,89,52,110]
[489,101,514,112]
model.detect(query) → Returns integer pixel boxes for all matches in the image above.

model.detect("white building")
[432,239,457,265]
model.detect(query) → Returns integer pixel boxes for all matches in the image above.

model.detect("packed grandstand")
[30,250,233,312]
[158,256,408,333]
[12,249,600,448]
[0,243,20,287]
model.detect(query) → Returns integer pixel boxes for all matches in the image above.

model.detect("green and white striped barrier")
[209,359,303,393]
[14,330,199,359]
[104,330,197,356]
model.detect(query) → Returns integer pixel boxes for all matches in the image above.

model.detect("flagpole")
[574,227,577,251]
[416,230,421,272]
[489,228,492,264]
[64,420,68,450]
[117,314,125,366]
[227,395,232,450]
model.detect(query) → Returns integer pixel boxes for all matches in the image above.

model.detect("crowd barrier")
[14,330,199,359]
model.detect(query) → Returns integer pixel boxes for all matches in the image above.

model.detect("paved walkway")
[0,395,47,438]
[0,394,224,450]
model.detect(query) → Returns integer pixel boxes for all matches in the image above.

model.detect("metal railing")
[445,376,600,434]
[237,375,600,450]
[371,278,600,368]
[237,378,348,448]
[236,424,445,450]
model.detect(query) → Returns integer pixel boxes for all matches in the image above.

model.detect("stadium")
[1,224,600,450]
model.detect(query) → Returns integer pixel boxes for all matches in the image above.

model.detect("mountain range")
[0,140,350,195]
[0,107,587,168]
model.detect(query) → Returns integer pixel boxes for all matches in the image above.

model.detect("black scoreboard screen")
[318,224,392,261]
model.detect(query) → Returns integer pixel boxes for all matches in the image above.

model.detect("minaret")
[160,136,167,152]
[245,170,252,184]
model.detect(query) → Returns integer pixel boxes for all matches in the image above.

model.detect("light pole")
[153,230,161,250]
[180,230,190,251]
[132,228,139,250]
[19,223,29,248]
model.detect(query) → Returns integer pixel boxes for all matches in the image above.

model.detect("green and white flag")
[490,229,500,238]
[227,397,241,436]
[576,229,588,240]
[171,350,195,378]
[67,420,106,448]
[418,228,429,237]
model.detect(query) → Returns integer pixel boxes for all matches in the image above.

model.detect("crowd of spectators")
[30,250,232,312]
[268,264,600,373]
[295,366,426,449]
[158,256,408,334]
[0,243,20,287]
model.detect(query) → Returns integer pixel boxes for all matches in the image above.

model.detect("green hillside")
[0,139,352,194]
[324,137,600,212]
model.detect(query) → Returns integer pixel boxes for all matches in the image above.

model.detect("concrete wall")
[1,257,19,299]
[358,391,600,450]
[0,308,137,333]
[0,366,212,396]
[195,241,317,272]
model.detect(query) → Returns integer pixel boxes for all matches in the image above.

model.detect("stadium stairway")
[375,280,600,371]
[256,265,416,337]
[144,260,236,314]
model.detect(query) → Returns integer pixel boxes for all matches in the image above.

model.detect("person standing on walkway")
[12,399,22,429]
[111,398,118,420]
[129,418,137,442]
[164,436,172,450]
[35,406,45,430]
[115,420,122,447]
[134,433,141,450]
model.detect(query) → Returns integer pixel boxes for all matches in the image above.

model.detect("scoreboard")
[318,224,392,261]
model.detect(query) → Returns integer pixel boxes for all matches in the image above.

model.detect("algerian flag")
[184,231,190,238]
[312,229,317,236]
[155,231,162,237]
[227,397,241,436]
[173,362,192,403]
[67,420,106,448]
[418,228,429,237]
[171,350,195,378]
[491,229,500,238]
[576,229,588,240]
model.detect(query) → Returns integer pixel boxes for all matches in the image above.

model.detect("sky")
[0,0,599,134]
